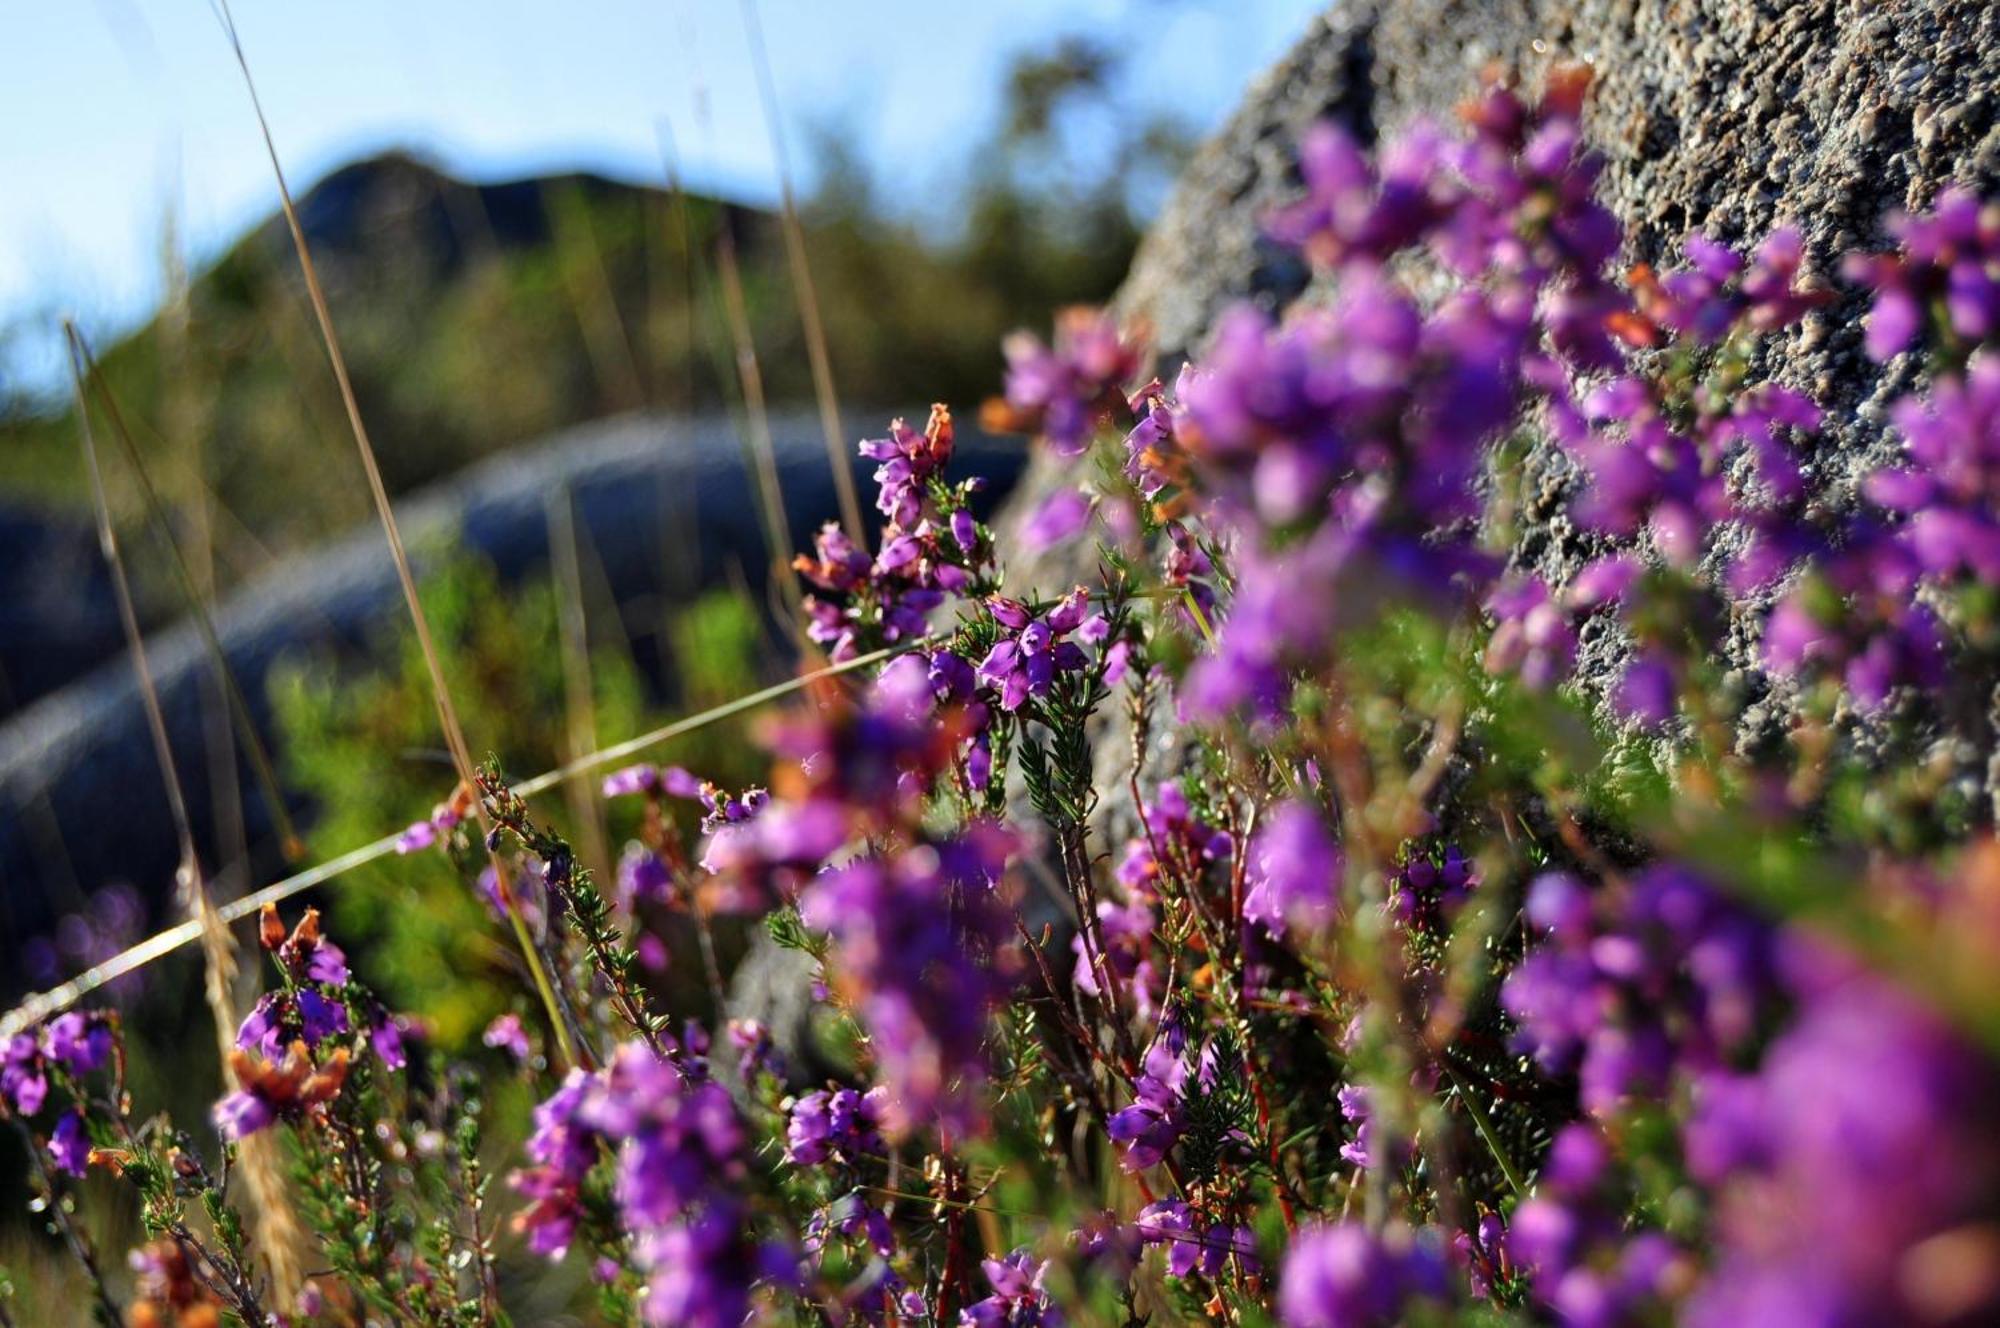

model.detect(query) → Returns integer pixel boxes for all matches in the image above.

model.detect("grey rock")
[0,411,1024,966]
[999,0,2000,824]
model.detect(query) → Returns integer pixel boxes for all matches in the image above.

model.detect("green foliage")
[269,547,650,1042]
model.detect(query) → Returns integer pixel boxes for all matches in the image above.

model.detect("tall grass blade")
[710,205,805,619]
[70,333,305,861]
[1,642,903,1038]
[65,322,308,1304]
[547,484,613,883]
[739,0,867,546]
[211,0,581,1068]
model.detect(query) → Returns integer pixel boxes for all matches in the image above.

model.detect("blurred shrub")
[270,547,766,1043]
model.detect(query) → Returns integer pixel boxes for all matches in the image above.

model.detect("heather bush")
[7,64,2000,1327]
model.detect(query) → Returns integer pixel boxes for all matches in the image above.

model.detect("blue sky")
[0,0,1322,390]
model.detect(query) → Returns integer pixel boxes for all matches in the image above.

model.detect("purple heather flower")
[951,507,979,553]
[976,588,1092,711]
[212,1089,276,1143]
[1123,374,1191,499]
[41,1012,112,1075]
[796,823,1018,1137]
[999,308,1142,456]
[394,818,439,854]
[1457,1211,1514,1303]
[1685,967,2000,1328]
[1072,895,1161,1021]
[1613,654,1677,727]
[306,940,349,987]
[726,1019,785,1084]
[1508,1123,1691,1325]
[784,1087,886,1169]
[1107,1028,1193,1171]
[1569,377,1730,566]
[1504,865,1776,1116]
[47,1109,89,1177]
[1021,488,1092,552]
[483,1013,531,1062]
[1336,1084,1372,1169]
[1132,1199,1257,1282]
[368,1011,408,1071]
[963,1249,1064,1327]
[1242,800,1342,936]
[236,995,284,1062]
[1845,185,2000,361]
[514,1041,791,1327]
[1868,351,2000,583]
[1278,1222,1448,1328]
[1761,525,1946,709]
[211,1039,350,1142]
[796,406,980,662]
[617,842,674,911]
[296,989,349,1045]
[1115,782,1233,899]
[1389,844,1479,931]
[1484,575,1576,689]
[859,409,956,528]
[1266,119,1450,270]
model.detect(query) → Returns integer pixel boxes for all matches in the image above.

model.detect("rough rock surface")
[996,0,2000,829]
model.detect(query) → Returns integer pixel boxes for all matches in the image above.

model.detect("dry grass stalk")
[212,0,582,1067]
[546,485,614,884]
[739,0,867,546]
[70,334,304,861]
[65,322,309,1305]
[710,210,806,618]
[1,641,902,1038]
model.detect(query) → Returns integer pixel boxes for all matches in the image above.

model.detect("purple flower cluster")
[213,907,404,1140]
[1277,1222,1448,1328]
[784,1085,886,1169]
[1242,800,1341,937]
[1106,1019,1201,1171]
[797,823,1018,1138]
[3,1011,112,1119]
[1132,1199,1259,1284]
[1388,843,1478,932]
[1684,955,2000,1327]
[4,1011,115,1178]
[513,1039,793,1327]
[798,404,989,661]
[1455,1211,1515,1304]
[976,588,1094,712]
[1509,1125,1689,1325]
[1502,868,1775,1115]
[992,308,1144,456]
[1085,782,1231,1015]
[1844,185,2000,362]
[963,1249,1064,1327]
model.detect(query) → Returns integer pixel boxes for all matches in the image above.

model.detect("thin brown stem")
[738,0,866,546]
[212,0,577,1068]
[70,331,304,861]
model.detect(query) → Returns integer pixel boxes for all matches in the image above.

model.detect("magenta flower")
[1484,575,1577,690]
[963,1249,1064,1327]
[997,307,1143,456]
[1242,800,1342,937]
[976,587,1092,711]
[47,1109,90,1177]
[1278,1222,1448,1328]
[1845,185,2000,361]
[483,1013,531,1062]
